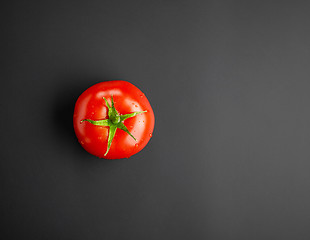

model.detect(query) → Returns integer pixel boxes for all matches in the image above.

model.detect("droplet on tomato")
[149,133,152,137]
[135,143,139,147]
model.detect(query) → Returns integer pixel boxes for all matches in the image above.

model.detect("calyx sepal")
[81,96,146,156]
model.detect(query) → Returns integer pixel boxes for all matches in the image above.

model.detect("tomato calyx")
[81,95,146,156]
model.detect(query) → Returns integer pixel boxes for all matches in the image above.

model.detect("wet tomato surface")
[73,81,155,159]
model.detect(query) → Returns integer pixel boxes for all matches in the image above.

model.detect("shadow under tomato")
[50,75,139,163]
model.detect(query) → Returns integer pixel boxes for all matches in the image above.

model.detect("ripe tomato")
[73,81,155,159]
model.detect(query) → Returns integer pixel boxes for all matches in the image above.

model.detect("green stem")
[81,96,146,156]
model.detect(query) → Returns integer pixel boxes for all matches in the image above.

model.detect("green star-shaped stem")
[81,96,146,156]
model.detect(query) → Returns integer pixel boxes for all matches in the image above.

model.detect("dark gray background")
[2,0,310,239]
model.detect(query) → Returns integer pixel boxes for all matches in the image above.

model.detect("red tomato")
[73,81,155,159]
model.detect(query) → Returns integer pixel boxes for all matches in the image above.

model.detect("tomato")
[73,81,155,159]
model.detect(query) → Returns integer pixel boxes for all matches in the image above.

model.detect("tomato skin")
[73,81,155,159]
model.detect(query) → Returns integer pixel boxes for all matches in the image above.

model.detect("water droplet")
[140,94,144,98]
[80,141,84,145]
[91,111,94,115]
[135,143,139,147]
[149,133,152,137]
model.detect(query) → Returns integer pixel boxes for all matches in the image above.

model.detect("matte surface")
[2,1,310,239]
